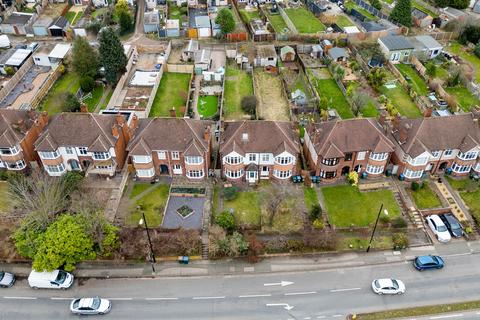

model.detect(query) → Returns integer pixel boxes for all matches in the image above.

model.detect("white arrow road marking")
[264,281,294,287]
[266,303,294,311]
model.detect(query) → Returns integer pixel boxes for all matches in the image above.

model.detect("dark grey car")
[0,271,15,288]
[440,214,463,238]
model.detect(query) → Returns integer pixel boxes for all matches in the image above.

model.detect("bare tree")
[263,185,287,227]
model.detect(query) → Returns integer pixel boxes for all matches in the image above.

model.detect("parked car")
[28,270,74,289]
[426,215,451,243]
[413,255,444,271]
[440,214,463,238]
[0,271,15,288]
[436,99,448,109]
[26,42,39,52]
[70,297,111,315]
[371,278,406,295]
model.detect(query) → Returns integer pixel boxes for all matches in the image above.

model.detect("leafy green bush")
[379,214,391,225]
[312,219,324,229]
[80,76,95,93]
[223,186,238,201]
[215,211,236,232]
[411,181,420,191]
[392,216,407,228]
[309,204,322,221]
[392,232,409,250]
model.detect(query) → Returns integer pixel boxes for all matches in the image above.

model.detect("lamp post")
[366,205,388,253]
[139,211,156,273]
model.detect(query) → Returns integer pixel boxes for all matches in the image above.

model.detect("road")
[2,253,480,320]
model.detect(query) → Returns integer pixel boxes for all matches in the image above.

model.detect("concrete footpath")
[3,239,480,279]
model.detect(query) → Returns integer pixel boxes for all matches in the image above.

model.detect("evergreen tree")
[72,36,99,78]
[99,27,127,84]
[389,0,412,27]
[370,0,382,10]
[215,8,235,34]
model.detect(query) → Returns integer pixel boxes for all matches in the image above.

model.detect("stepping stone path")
[434,180,469,223]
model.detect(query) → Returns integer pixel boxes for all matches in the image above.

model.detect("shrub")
[223,186,238,201]
[246,234,263,263]
[392,232,409,249]
[215,211,236,232]
[63,93,81,112]
[241,95,257,115]
[87,21,103,35]
[347,171,359,187]
[4,66,14,75]
[392,216,407,228]
[80,76,95,93]
[411,181,420,191]
[309,204,322,221]
[303,231,338,251]
[312,219,324,230]
[286,239,304,251]
[475,43,480,59]
[57,64,66,74]
[379,214,391,225]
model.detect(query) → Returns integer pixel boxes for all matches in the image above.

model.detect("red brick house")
[219,121,300,183]
[304,118,395,181]
[387,113,480,180]
[0,110,48,172]
[127,118,212,180]
[35,112,136,177]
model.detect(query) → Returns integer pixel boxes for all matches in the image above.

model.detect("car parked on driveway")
[426,215,451,243]
[440,214,463,238]
[70,297,111,315]
[371,278,406,295]
[0,271,15,288]
[413,255,444,271]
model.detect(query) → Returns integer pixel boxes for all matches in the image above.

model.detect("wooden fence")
[29,65,62,109]
[0,57,34,103]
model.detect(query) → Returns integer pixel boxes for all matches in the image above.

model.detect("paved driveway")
[162,195,205,229]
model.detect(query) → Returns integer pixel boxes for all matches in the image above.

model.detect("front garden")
[125,183,170,227]
[149,72,191,117]
[446,177,480,227]
[408,181,442,209]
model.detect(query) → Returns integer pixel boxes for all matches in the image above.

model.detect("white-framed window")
[404,168,423,179]
[187,170,204,179]
[157,151,166,160]
[457,151,478,161]
[248,154,257,162]
[261,154,270,162]
[369,152,388,161]
[474,162,480,172]
[78,147,88,155]
[225,169,244,179]
[407,155,428,166]
[225,155,243,165]
[451,162,472,173]
[185,156,203,164]
[275,156,293,165]
[39,150,60,159]
[357,151,366,161]
[171,151,180,160]
[95,164,113,170]
[366,164,384,174]
[444,149,453,156]
[137,168,155,178]
[0,145,20,156]
[430,150,440,158]
[320,170,337,179]
[65,147,74,155]
[321,158,339,166]
[45,163,65,173]
[92,152,110,160]
[6,159,26,170]
[273,169,292,179]
[133,155,152,163]
[173,164,182,174]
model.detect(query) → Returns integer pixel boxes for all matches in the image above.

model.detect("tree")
[215,211,236,232]
[263,186,286,227]
[449,0,469,9]
[118,9,133,35]
[247,234,263,263]
[367,67,387,90]
[332,63,345,81]
[80,76,95,92]
[370,0,382,10]
[72,36,99,78]
[64,93,81,112]
[318,96,329,112]
[459,24,480,45]
[309,205,322,221]
[241,95,257,115]
[215,8,235,35]
[425,61,437,78]
[475,43,480,59]
[389,0,412,27]
[32,214,96,272]
[99,27,127,84]
[115,0,129,12]
[351,91,370,116]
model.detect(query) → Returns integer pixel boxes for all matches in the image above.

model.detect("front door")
[160,164,169,174]
[70,160,81,171]
[247,171,258,183]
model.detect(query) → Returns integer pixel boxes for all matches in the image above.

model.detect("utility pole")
[366,204,388,253]
[139,211,156,273]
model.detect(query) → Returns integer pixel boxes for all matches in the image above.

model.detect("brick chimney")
[170,107,177,118]
[399,123,410,144]
[130,114,139,130]
[203,126,211,143]
[80,104,88,113]
[423,106,433,118]
[115,113,125,126]
[112,124,120,138]
[392,113,402,131]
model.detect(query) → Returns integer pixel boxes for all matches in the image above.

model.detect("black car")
[440,214,463,238]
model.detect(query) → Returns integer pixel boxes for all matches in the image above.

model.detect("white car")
[371,278,406,295]
[70,297,111,315]
[426,215,451,243]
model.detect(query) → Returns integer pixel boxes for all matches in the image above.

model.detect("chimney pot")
[80,104,88,113]
[170,107,177,118]
[112,125,119,138]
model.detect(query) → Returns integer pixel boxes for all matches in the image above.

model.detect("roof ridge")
[221,121,246,153]
[184,119,207,150]
[273,121,298,151]
[90,113,116,146]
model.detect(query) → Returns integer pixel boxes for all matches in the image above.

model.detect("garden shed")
[280,46,296,62]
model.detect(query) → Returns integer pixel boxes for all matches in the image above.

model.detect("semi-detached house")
[127,118,212,180]
[304,118,395,180]
[35,112,135,177]
[387,113,480,180]
[219,121,300,184]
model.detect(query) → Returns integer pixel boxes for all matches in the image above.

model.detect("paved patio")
[162,195,205,230]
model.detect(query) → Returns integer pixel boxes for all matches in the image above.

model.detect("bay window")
[45,163,65,174]
[273,169,292,179]
[369,152,388,161]
[185,156,203,164]
[407,155,428,166]
[403,168,423,179]
[474,162,480,172]
[457,151,478,161]
[136,168,155,178]
[366,164,384,174]
[133,155,152,163]
[39,150,60,159]
[7,159,26,170]
[275,156,293,165]
[187,170,204,179]
[225,169,244,179]
[225,155,243,165]
[320,170,336,179]
[451,162,472,174]
[0,145,20,155]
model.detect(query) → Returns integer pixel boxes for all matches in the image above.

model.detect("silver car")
[0,271,15,288]
[70,297,111,315]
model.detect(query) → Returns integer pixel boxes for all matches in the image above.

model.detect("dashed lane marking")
[238,294,272,298]
[107,298,133,301]
[330,288,362,293]
[145,297,179,301]
[192,296,226,300]
[284,291,317,296]
[50,297,73,300]
[3,296,37,300]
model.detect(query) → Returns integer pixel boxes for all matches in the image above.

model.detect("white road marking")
[192,296,226,300]
[285,291,317,296]
[332,315,343,318]
[145,297,179,301]
[266,303,294,311]
[264,281,294,287]
[107,298,133,301]
[238,294,272,298]
[316,316,326,319]
[429,314,464,319]
[330,287,362,293]
[50,297,73,300]
[3,296,37,300]
[304,317,311,320]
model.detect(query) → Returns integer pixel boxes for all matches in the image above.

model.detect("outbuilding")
[48,16,69,37]
[280,46,295,62]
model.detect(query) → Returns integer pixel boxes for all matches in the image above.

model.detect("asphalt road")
[2,253,480,320]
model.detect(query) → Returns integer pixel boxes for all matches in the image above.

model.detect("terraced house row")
[0,109,479,182]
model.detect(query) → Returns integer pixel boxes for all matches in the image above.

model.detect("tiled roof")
[0,110,39,148]
[379,35,414,51]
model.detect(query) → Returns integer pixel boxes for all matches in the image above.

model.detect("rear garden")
[254,70,290,121]
[336,15,355,28]
[197,95,218,119]
[445,87,480,112]
[168,3,188,25]
[380,78,422,118]
[447,42,480,83]
[284,8,325,33]
[265,11,288,33]
[149,72,191,117]
[239,8,260,24]
[39,70,81,114]
[396,64,428,96]
[223,65,254,120]
[344,1,378,21]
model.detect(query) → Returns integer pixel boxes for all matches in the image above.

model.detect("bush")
[246,234,263,263]
[347,171,359,187]
[241,95,257,115]
[80,76,95,93]
[57,64,66,74]
[223,186,238,201]
[411,181,420,191]
[392,232,409,250]
[286,239,304,251]
[215,211,236,232]
[4,66,14,75]
[312,219,324,230]
[87,21,103,35]
[392,216,407,228]
[379,214,391,225]
[475,43,480,59]
[309,204,322,221]
[303,231,338,251]
[63,93,81,112]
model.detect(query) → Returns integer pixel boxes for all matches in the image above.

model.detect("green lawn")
[322,185,401,227]
[168,4,188,23]
[91,7,108,19]
[125,184,170,227]
[345,1,378,21]
[224,66,254,120]
[129,183,153,199]
[445,87,480,112]
[266,12,288,33]
[448,42,480,83]
[71,11,83,25]
[83,85,104,112]
[65,11,76,24]
[409,182,442,209]
[40,72,80,114]
[339,235,393,250]
[223,191,262,228]
[0,182,11,214]
[336,15,355,28]
[197,96,218,118]
[285,8,325,33]
[445,176,470,191]
[149,72,191,117]
[99,87,113,111]
[304,187,319,211]
[396,64,428,96]
[313,78,354,119]
[264,197,303,233]
[412,0,439,18]
[362,100,379,117]
[239,9,260,23]
[380,84,422,118]
[447,177,480,227]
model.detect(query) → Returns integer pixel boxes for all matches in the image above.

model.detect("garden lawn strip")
[149,72,191,117]
[224,66,254,120]
[445,87,480,112]
[223,191,261,228]
[284,8,325,33]
[409,183,442,209]
[396,64,428,96]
